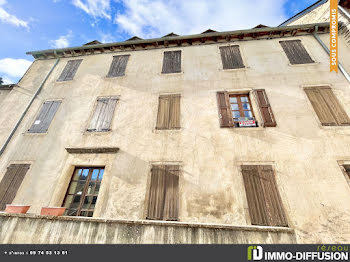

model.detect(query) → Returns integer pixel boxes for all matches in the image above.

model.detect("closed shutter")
[343,165,350,179]
[254,89,276,127]
[28,101,61,133]
[156,95,181,129]
[305,87,350,126]
[219,46,245,69]
[87,97,118,132]
[280,40,314,64]
[242,165,288,227]
[107,55,130,77]
[57,59,82,81]
[216,91,233,127]
[147,165,179,221]
[0,164,30,210]
[162,51,181,74]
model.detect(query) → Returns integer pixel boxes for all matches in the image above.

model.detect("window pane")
[74,181,86,195]
[233,111,241,118]
[231,104,239,110]
[68,182,78,194]
[91,169,99,181]
[86,181,95,195]
[242,103,250,110]
[98,169,104,181]
[63,195,73,207]
[90,196,98,209]
[244,111,253,117]
[240,96,248,102]
[88,211,94,217]
[72,169,82,180]
[82,196,93,209]
[79,169,89,180]
[94,182,101,193]
[65,209,78,216]
[70,195,81,209]
[229,97,237,103]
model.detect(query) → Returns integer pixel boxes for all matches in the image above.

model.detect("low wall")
[0,213,296,244]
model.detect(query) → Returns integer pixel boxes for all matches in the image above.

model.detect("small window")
[147,165,179,221]
[28,100,61,133]
[241,165,288,227]
[107,55,130,77]
[162,51,181,74]
[304,87,350,126]
[280,40,314,65]
[229,94,255,122]
[57,59,82,81]
[87,97,118,132]
[219,45,245,69]
[156,94,180,130]
[0,164,30,210]
[62,167,104,217]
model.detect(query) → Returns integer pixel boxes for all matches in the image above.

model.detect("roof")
[0,84,16,90]
[279,0,327,26]
[84,40,102,46]
[26,22,330,60]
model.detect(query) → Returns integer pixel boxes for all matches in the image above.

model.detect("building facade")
[0,22,350,244]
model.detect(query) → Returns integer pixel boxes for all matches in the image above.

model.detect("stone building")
[0,21,349,244]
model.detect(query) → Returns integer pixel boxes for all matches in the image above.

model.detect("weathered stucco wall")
[0,32,350,244]
[0,88,11,105]
[0,213,296,244]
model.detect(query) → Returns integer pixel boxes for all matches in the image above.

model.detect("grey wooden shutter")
[0,164,30,210]
[304,87,350,126]
[28,101,61,133]
[254,89,277,127]
[107,55,130,77]
[162,51,181,74]
[242,165,288,227]
[163,165,179,221]
[219,46,245,69]
[280,40,314,64]
[58,59,82,81]
[216,92,233,127]
[87,97,118,132]
[147,165,166,220]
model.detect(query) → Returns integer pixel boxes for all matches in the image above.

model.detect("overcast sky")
[0,0,316,84]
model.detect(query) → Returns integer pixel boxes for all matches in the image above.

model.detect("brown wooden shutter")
[280,40,314,64]
[169,95,181,129]
[219,46,245,69]
[163,165,179,221]
[28,101,61,133]
[58,59,82,81]
[156,95,180,129]
[162,51,181,74]
[216,92,233,127]
[242,165,288,227]
[254,89,276,127]
[0,164,30,210]
[147,165,166,220]
[107,55,130,77]
[87,97,118,132]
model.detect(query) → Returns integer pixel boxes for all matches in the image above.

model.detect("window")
[341,165,350,186]
[57,59,82,81]
[147,165,179,221]
[0,164,30,210]
[241,165,288,227]
[87,97,118,132]
[28,100,61,133]
[229,94,255,122]
[107,55,130,77]
[62,167,104,217]
[162,51,181,74]
[219,45,245,69]
[280,40,314,65]
[304,87,350,126]
[156,94,180,130]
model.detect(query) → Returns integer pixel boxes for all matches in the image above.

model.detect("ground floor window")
[62,167,104,217]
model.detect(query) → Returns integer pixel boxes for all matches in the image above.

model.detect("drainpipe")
[313,25,350,83]
[0,58,60,157]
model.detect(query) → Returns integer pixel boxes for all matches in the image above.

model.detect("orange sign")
[330,0,338,72]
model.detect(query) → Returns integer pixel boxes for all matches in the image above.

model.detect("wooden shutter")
[242,165,288,227]
[58,59,82,81]
[0,164,30,210]
[305,87,350,126]
[216,92,233,127]
[87,97,118,132]
[343,165,350,179]
[156,95,180,129]
[254,89,276,127]
[107,55,130,77]
[280,40,314,64]
[219,46,245,69]
[162,51,181,74]
[28,101,61,133]
[147,165,179,221]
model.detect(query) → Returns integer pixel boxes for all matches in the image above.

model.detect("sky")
[0,0,317,84]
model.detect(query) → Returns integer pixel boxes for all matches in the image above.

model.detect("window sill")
[83,130,112,135]
[219,66,248,72]
[153,128,182,133]
[160,71,183,76]
[23,131,48,136]
[287,62,319,67]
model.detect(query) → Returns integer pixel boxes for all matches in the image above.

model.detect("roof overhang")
[26,22,330,60]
